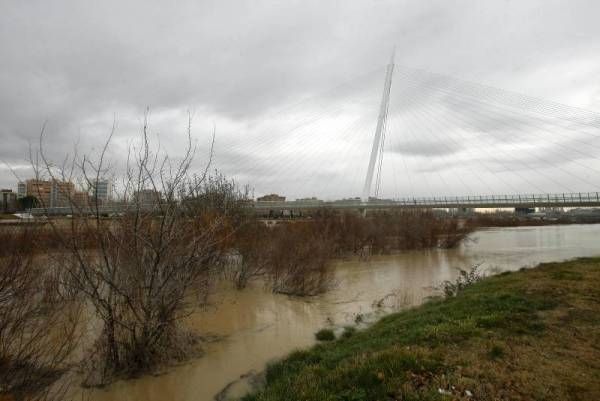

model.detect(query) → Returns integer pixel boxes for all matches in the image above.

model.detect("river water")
[85,224,600,401]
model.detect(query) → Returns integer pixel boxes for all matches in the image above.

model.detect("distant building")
[295,197,323,207]
[19,179,75,208]
[133,189,162,205]
[17,182,26,199]
[50,180,75,208]
[1,189,18,213]
[257,193,285,202]
[73,191,90,208]
[24,179,53,207]
[92,179,113,203]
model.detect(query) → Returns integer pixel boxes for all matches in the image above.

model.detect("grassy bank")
[243,258,600,401]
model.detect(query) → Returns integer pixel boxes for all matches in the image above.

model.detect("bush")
[440,264,483,297]
[267,223,335,296]
[341,326,356,339]
[226,220,272,289]
[227,209,475,296]
[315,329,335,341]
[488,344,505,359]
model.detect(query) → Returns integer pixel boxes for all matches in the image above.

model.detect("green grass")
[243,257,600,401]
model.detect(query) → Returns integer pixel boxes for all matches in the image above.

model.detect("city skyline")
[8,177,114,207]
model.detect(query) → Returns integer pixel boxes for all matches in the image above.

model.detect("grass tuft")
[488,344,505,360]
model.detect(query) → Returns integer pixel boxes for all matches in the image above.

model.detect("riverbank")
[243,257,600,401]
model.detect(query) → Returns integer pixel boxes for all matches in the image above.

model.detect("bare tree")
[33,114,239,384]
[267,223,335,296]
[226,220,272,289]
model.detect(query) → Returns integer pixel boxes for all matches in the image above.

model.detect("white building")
[92,179,113,203]
[17,182,26,199]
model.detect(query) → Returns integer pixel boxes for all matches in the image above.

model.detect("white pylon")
[362,50,395,202]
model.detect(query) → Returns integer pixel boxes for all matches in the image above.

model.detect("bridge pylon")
[362,49,395,202]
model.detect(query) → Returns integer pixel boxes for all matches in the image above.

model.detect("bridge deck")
[255,192,600,210]
[26,192,600,216]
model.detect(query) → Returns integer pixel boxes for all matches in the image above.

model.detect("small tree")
[34,114,239,384]
[228,220,272,289]
[267,223,335,296]
[440,264,483,297]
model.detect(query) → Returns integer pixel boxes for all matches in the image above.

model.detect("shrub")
[440,264,483,297]
[227,220,272,289]
[268,223,335,296]
[488,344,505,359]
[226,209,475,296]
[315,329,335,341]
[341,326,357,339]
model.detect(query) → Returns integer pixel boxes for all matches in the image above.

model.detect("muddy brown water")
[81,224,600,401]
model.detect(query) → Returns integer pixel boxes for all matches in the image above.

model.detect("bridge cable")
[390,74,561,193]
[394,77,591,192]
[392,71,600,190]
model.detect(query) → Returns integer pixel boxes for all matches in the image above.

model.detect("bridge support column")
[362,50,395,202]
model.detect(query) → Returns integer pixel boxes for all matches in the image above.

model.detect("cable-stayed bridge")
[29,53,600,216]
[246,51,600,211]
[254,192,600,213]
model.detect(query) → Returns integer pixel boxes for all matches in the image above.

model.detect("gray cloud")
[390,139,461,157]
[1,0,600,198]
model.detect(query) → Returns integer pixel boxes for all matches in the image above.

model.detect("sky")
[1,0,600,200]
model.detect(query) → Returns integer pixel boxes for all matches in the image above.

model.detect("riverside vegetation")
[0,120,474,400]
[243,258,600,401]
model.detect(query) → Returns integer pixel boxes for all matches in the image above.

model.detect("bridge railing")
[254,192,600,209]
[390,192,600,206]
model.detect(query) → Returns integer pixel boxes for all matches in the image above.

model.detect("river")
[84,224,600,401]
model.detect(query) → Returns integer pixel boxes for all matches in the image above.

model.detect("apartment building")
[92,179,113,203]
[19,179,75,207]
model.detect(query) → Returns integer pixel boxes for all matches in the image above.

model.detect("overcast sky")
[1,0,600,199]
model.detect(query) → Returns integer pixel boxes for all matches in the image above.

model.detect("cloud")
[390,139,461,157]
[1,0,600,197]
